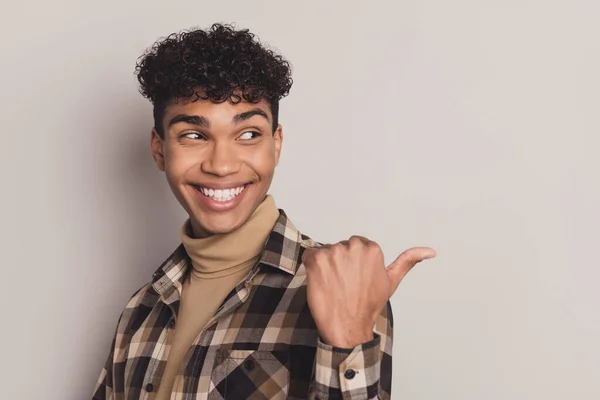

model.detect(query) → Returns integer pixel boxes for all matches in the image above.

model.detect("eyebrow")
[232,108,270,124]
[167,107,270,130]
[168,114,210,128]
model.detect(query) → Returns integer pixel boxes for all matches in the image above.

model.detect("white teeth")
[198,184,247,202]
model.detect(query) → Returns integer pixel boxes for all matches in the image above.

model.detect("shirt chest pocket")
[209,349,290,400]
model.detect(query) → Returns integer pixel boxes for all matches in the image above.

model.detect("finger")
[386,247,436,295]
[301,247,316,263]
[301,244,332,264]
[348,235,370,245]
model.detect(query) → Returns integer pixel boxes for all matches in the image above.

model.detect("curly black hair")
[135,23,293,138]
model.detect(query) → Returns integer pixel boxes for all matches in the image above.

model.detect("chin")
[191,210,249,237]
[183,180,265,237]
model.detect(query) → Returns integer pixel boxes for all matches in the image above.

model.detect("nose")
[201,141,241,177]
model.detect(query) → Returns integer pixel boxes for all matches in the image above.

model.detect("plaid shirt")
[93,210,393,399]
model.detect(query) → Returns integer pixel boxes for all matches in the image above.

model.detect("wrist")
[322,329,374,349]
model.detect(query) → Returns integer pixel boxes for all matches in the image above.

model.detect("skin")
[151,97,282,238]
[303,239,436,348]
[151,94,436,348]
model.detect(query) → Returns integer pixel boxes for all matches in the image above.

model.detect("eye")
[238,131,262,140]
[181,132,206,140]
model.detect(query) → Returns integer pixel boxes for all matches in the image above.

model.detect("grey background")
[0,0,598,399]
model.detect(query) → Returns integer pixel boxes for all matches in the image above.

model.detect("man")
[93,23,435,400]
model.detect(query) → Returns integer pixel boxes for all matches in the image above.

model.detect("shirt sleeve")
[310,301,394,400]
[92,284,150,399]
[92,333,116,400]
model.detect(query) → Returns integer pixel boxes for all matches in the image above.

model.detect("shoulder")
[125,281,157,309]
[114,281,160,333]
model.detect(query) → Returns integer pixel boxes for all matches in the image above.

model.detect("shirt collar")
[151,209,316,296]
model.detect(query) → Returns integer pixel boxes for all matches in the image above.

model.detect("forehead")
[164,97,272,123]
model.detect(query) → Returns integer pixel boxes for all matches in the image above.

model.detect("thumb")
[386,247,437,296]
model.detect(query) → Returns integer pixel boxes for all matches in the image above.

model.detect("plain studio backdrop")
[0,0,598,399]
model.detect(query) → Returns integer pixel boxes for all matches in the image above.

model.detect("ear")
[150,128,166,171]
[273,124,283,166]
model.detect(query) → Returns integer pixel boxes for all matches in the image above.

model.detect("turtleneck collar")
[180,195,280,280]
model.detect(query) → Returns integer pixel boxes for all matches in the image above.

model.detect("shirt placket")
[141,284,182,400]
[175,267,261,398]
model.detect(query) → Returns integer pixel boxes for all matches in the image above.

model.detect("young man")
[93,23,435,400]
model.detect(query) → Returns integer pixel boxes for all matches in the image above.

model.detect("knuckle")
[367,240,382,253]
[330,243,345,256]
[311,249,329,264]
[314,249,328,259]
[348,235,364,249]
[302,248,318,262]
[400,251,414,264]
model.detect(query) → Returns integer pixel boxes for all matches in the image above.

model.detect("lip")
[193,182,250,190]
[192,183,252,212]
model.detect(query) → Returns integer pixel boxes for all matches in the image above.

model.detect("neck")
[180,195,280,280]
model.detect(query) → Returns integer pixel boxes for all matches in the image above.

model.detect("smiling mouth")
[193,183,251,202]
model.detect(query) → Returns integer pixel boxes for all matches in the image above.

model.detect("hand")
[303,236,436,348]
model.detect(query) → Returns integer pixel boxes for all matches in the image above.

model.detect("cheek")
[247,151,276,177]
[255,142,278,167]
[164,148,198,180]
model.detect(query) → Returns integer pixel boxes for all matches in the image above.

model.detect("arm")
[92,284,149,399]
[302,237,434,399]
[310,301,393,400]
[92,330,117,400]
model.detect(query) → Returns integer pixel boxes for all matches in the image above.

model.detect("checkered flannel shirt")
[93,209,393,399]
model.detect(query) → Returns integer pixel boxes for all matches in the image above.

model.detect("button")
[344,369,356,380]
[244,359,256,371]
[145,383,154,392]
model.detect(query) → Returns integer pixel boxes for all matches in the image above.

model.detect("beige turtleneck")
[155,195,280,399]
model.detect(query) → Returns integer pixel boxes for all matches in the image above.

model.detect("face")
[150,97,283,237]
